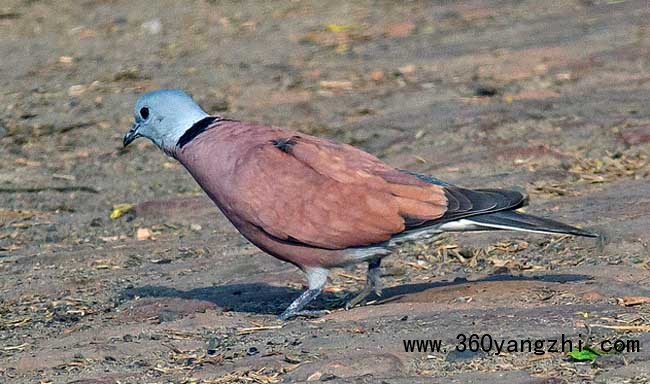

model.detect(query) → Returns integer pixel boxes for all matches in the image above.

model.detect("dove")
[123,89,598,320]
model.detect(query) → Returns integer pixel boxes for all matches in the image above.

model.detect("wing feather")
[231,136,447,249]
[229,132,527,250]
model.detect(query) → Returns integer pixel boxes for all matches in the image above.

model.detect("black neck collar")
[177,116,219,148]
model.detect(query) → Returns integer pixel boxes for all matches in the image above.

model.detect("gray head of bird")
[123,89,209,153]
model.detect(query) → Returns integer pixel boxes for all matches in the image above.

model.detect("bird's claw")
[344,286,378,310]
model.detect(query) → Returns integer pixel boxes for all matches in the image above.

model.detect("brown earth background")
[1,1,650,383]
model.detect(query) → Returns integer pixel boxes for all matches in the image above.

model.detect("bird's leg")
[345,258,382,310]
[278,267,329,320]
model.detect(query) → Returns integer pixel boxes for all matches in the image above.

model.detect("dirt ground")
[1,0,650,383]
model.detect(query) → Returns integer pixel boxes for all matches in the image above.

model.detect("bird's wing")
[230,134,527,250]
[231,134,447,249]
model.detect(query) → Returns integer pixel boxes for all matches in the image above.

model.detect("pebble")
[68,84,86,97]
[142,19,162,35]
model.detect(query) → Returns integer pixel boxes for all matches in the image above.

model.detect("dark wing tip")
[470,210,600,238]
[396,170,596,238]
[438,187,527,223]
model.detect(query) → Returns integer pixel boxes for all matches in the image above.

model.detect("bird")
[123,89,598,320]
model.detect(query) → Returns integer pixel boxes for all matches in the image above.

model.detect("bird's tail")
[463,210,598,238]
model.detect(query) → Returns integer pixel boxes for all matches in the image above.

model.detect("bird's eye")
[139,107,150,120]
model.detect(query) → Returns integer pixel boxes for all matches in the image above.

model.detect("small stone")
[58,56,74,64]
[68,84,86,97]
[398,64,416,75]
[369,70,385,81]
[319,80,353,89]
[136,227,153,241]
[142,19,162,35]
[306,371,322,381]
[190,223,202,232]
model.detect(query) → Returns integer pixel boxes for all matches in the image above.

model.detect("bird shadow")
[120,273,591,317]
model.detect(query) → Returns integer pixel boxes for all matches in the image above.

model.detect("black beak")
[123,123,141,147]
